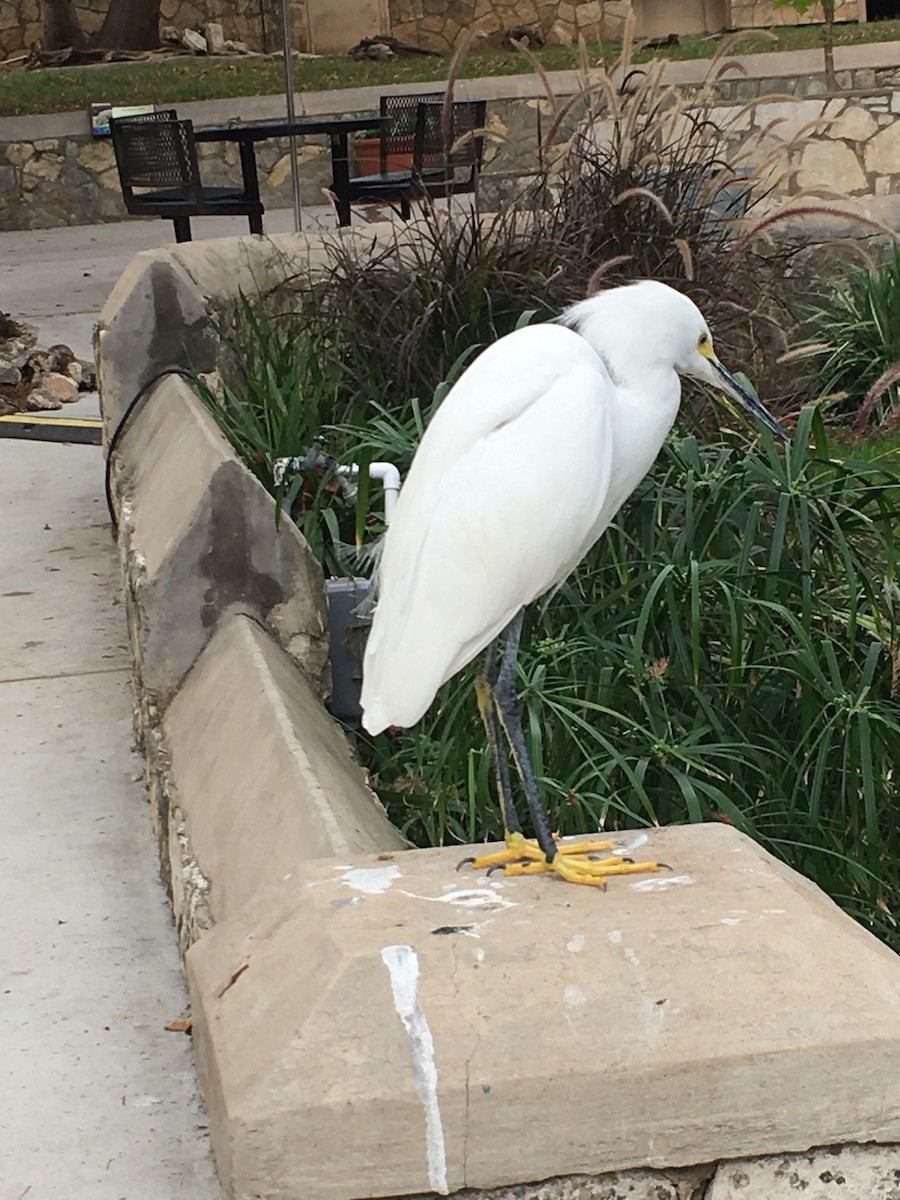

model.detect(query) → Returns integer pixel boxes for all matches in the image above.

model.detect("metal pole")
[280,0,302,232]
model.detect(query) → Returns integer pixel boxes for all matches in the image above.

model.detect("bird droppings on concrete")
[615,832,651,856]
[567,934,586,953]
[405,887,518,912]
[339,864,401,894]
[631,874,695,892]
[564,984,588,1007]
[381,943,448,1195]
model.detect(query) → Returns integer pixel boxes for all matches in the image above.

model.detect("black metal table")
[194,115,387,228]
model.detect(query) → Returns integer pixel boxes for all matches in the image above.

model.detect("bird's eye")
[698,333,709,346]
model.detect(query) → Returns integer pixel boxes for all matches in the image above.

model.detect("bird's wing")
[377,323,608,547]
[361,341,615,734]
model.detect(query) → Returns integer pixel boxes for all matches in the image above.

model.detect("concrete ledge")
[186,824,900,1200]
[115,373,330,721]
[96,253,219,436]
[160,614,404,950]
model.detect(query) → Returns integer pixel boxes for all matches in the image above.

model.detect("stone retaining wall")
[3,60,900,232]
[388,0,861,52]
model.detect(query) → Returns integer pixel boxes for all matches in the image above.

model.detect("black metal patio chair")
[414,99,487,204]
[110,114,264,242]
[347,92,444,219]
[347,96,486,221]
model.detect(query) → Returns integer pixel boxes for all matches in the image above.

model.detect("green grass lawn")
[2,18,900,118]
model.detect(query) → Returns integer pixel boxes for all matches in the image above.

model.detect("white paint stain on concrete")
[381,945,448,1195]
[614,832,650,856]
[403,887,517,912]
[641,995,667,1042]
[567,934,585,953]
[631,874,695,892]
[564,984,587,1007]
[624,947,640,967]
[340,865,401,895]
[608,929,623,945]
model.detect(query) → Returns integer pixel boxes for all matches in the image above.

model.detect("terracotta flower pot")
[353,135,415,176]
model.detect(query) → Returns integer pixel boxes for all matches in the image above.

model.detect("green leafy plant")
[197,292,362,571]
[799,242,900,429]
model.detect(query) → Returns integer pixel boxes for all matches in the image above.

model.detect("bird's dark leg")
[475,637,521,837]
[491,610,558,863]
[467,611,663,886]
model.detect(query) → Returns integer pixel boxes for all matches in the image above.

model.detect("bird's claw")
[463,831,662,887]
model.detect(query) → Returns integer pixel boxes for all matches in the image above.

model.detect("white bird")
[360,280,787,885]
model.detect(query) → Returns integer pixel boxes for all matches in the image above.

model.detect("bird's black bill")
[713,359,789,442]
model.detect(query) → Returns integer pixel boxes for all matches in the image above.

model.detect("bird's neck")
[606,366,681,506]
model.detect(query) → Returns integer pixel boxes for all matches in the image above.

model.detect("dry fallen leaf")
[165,1017,193,1034]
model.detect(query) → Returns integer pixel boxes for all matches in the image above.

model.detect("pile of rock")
[161,23,250,56]
[0,313,96,415]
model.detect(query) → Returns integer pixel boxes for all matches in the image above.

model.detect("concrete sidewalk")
[0,212,315,1199]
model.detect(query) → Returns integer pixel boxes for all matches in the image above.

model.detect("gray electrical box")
[325,577,374,723]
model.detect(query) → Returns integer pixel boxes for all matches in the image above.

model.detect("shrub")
[798,241,900,429]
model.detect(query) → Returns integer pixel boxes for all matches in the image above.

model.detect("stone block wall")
[0,0,40,58]
[388,0,638,49]
[729,0,859,26]
[0,0,283,60]
[388,0,860,52]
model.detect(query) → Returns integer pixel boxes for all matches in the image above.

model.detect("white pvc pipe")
[367,462,401,523]
[334,461,402,524]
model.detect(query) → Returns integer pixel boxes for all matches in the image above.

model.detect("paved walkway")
[0,213,312,1200]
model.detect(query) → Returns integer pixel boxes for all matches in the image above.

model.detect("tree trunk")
[40,0,85,50]
[823,0,837,92]
[93,0,161,50]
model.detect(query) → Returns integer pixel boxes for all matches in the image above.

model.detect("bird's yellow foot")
[462,831,661,888]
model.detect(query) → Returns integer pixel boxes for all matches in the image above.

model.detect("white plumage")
[361,280,784,736]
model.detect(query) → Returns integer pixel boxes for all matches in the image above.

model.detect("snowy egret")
[360,280,787,886]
